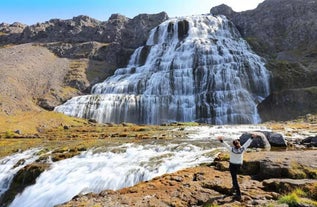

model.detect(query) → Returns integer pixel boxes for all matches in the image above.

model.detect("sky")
[0,0,265,25]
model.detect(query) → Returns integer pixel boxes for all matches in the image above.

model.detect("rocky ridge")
[0,13,168,48]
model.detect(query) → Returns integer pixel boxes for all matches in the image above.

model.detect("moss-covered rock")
[263,179,316,194]
[0,163,49,206]
[266,60,317,91]
[51,148,81,162]
[258,87,317,121]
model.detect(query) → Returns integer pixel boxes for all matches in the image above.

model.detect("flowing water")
[0,149,41,198]
[55,14,270,125]
[0,125,270,207]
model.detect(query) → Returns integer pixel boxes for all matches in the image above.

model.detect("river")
[1,125,269,207]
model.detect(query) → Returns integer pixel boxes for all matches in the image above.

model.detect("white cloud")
[214,0,265,11]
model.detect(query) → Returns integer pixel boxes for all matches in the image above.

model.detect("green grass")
[202,204,219,207]
[278,189,317,207]
[279,192,300,206]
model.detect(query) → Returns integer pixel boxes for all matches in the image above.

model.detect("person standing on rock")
[217,134,256,200]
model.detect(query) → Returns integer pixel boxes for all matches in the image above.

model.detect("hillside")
[0,13,168,117]
[0,43,112,115]
[0,44,70,114]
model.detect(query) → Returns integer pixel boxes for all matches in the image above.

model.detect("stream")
[1,125,270,207]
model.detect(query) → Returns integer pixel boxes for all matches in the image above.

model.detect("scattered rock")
[14,130,21,135]
[301,136,317,147]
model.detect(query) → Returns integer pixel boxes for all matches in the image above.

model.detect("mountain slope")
[211,0,317,121]
[0,13,168,116]
[0,44,70,114]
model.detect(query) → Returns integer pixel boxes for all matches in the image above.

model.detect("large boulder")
[239,131,286,148]
[263,179,317,194]
[239,132,270,149]
[301,136,317,147]
[267,132,287,147]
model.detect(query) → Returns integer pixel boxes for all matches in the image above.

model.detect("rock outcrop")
[210,0,317,121]
[210,0,317,56]
[258,87,317,121]
[1,13,168,47]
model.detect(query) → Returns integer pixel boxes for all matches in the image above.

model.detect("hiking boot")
[233,195,242,201]
[229,187,236,195]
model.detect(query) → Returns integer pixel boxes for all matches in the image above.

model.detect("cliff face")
[1,12,168,69]
[210,0,317,121]
[211,0,317,54]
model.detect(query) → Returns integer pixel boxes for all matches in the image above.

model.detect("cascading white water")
[8,143,216,207]
[54,14,270,125]
[0,149,41,198]
[0,125,270,207]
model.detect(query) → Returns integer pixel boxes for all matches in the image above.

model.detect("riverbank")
[57,150,317,207]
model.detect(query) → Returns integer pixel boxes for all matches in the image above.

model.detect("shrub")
[278,192,300,207]
[5,131,16,138]
[279,188,317,207]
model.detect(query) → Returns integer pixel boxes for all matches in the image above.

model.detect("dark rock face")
[211,0,317,121]
[210,0,317,54]
[0,163,49,206]
[0,12,169,68]
[1,13,167,46]
[258,87,317,121]
[0,22,26,34]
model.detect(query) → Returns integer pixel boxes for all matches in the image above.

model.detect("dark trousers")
[229,163,241,196]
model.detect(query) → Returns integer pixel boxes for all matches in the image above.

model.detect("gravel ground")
[0,43,70,114]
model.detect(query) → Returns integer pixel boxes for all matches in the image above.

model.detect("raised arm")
[217,136,231,151]
[242,134,256,149]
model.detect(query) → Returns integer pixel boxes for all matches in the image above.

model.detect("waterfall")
[55,14,270,124]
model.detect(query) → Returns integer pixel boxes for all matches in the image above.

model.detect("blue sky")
[0,0,265,25]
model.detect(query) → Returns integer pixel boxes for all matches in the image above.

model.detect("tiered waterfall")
[55,14,270,124]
